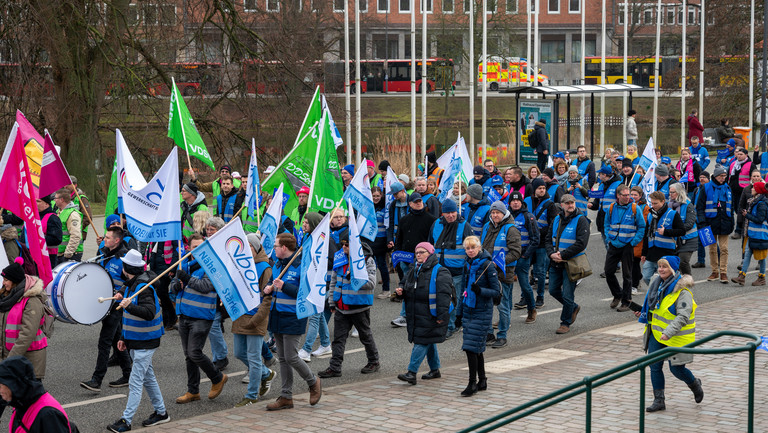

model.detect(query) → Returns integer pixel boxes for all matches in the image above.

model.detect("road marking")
[201,370,246,383]
[62,394,126,409]
[602,322,646,338]
[465,348,587,373]
[518,308,560,318]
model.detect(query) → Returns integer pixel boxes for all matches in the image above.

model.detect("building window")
[643,7,653,25]
[378,0,389,12]
[422,0,432,12]
[541,39,565,63]
[487,0,495,12]
[244,0,257,11]
[142,4,157,25]
[568,0,578,13]
[401,0,410,12]
[443,0,454,12]
[335,0,345,12]
[666,5,675,25]
[506,0,517,13]
[548,0,558,14]
[571,38,595,63]
[360,0,368,12]
[618,4,624,25]
[159,4,175,25]
[688,8,696,25]
[267,0,279,11]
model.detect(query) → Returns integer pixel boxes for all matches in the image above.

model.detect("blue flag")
[332,249,348,269]
[297,235,319,319]
[392,251,414,267]
[492,249,506,277]
[760,336,768,353]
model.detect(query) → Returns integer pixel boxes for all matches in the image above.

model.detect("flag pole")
[173,77,196,181]
[72,185,100,238]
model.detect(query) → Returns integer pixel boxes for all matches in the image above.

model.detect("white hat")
[231,171,242,179]
[121,249,146,268]
[264,166,276,175]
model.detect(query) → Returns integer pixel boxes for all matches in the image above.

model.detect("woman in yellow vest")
[635,255,703,412]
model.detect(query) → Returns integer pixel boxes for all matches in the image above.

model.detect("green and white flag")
[294,86,322,148]
[308,113,344,214]
[168,77,215,169]
[104,158,118,231]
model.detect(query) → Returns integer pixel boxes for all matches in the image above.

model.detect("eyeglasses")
[415,250,429,255]
[341,241,349,247]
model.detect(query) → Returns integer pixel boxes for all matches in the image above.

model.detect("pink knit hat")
[414,242,435,255]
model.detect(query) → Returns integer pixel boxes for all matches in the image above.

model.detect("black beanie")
[378,160,391,171]
[1,258,25,285]
[123,264,144,276]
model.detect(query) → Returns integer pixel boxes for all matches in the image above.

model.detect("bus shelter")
[500,84,649,165]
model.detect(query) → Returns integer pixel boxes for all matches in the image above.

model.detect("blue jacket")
[746,195,768,250]
[604,202,646,248]
[461,250,500,354]
[267,251,307,335]
[689,143,710,171]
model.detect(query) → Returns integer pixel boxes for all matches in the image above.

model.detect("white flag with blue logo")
[640,161,657,201]
[321,95,344,149]
[191,218,260,321]
[342,159,377,241]
[384,166,399,229]
[260,183,284,257]
[244,138,262,218]
[436,133,472,199]
[297,213,331,318]
[348,206,369,291]
[636,137,656,172]
[115,129,181,242]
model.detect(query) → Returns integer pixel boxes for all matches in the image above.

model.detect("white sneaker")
[311,345,332,357]
[241,374,250,384]
[351,327,359,338]
[376,292,390,299]
[391,316,407,327]
[298,349,311,362]
[631,287,639,295]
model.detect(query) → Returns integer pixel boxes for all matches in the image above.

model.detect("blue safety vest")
[647,208,677,250]
[656,179,673,200]
[272,254,302,314]
[607,203,638,245]
[551,214,585,258]
[122,282,164,341]
[463,203,491,236]
[245,261,271,315]
[481,222,517,267]
[100,255,125,292]
[176,260,217,320]
[524,197,552,230]
[570,179,589,214]
[392,203,409,238]
[704,182,732,218]
[573,159,591,177]
[511,212,530,248]
[432,220,467,269]
[375,206,387,238]
[428,264,453,316]
[678,202,698,241]
[747,203,768,241]
[600,180,620,213]
[216,194,238,223]
[761,152,768,178]
[547,183,560,200]
[333,262,373,306]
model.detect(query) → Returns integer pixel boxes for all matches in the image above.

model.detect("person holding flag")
[289,187,310,226]
[53,188,83,262]
[481,201,523,348]
[198,166,241,197]
[297,213,332,362]
[386,182,410,282]
[366,187,391,299]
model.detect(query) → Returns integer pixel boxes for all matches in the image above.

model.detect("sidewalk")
[148,290,768,433]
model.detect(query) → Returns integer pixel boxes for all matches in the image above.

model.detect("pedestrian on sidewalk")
[696,166,734,284]
[394,242,453,385]
[732,181,768,286]
[636,256,703,412]
[460,236,500,397]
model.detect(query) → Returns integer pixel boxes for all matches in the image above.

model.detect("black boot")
[646,389,665,412]
[461,380,478,397]
[477,377,487,391]
[397,371,417,385]
[688,378,704,403]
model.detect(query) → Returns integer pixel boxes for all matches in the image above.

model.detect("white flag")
[436,133,473,186]
[640,161,657,201]
[260,183,284,257]
[384,166,399,229]
[116,129,181,242]
[348,205,370,291]
[244,138,262,218]
[637,137,656,172]
[342,159,377,241]
[321,95,344,148]
[307,214,331,311]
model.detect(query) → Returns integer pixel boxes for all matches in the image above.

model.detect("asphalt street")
[19,214,763,433]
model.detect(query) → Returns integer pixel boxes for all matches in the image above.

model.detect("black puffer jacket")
[397,254,453,345]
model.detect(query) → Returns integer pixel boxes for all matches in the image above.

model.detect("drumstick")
[116,250,194,310]
[97,296,119,303]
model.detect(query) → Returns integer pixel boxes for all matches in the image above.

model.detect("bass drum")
[46,261,113,325]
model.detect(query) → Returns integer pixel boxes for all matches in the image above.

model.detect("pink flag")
[15,110,45,196]
[39,132,71,199]
[0,123,53,285]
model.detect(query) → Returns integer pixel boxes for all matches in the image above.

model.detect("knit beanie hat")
[1,258,25,285]
[467,184,484,200]
[415,242,435,255]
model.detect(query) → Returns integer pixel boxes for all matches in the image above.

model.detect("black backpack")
[527,129,538,148]
[14,240,39,276]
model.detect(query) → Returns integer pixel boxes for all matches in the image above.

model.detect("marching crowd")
[2,116,768,430]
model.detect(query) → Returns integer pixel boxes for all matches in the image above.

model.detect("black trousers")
[155,274,177,327]
[329,309,379,371]
[632,257,643,289]
[91,309,132,384]
[537,152,548,171]
[605,244,634,304]
[179,316,223,394]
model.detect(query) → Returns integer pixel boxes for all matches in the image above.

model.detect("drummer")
[80,226,133,393]
[96,215,138,251]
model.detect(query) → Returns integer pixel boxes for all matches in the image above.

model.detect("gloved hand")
[177,269,191,284]
[471,283,481,296]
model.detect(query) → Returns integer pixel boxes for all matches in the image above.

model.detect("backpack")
[14,240,39,277]
[527,129,538,148]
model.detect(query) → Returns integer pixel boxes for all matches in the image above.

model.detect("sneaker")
[242,374,250,384]
[317,367,342,378]
[298,349,312,362]
[360,362,380,374]
[445,329,454,340]
[260,369,276,397]
[513,298,527,310]
[108,418,131,432]
[108,376,130,388]
[311,345,332,357]
[599,272,606,278]
[80,379,101,392]
[234,397,259,408]
[535,297,545,309]
[264,356,277,368]
[376,292,390,299]
[485,333,496,345]
[631,287,639,295]
[350,327,359,338]
[692,262,705,268]
[268,338,277,353]
[491,338,507,348]
[141,411,170,427]
[391,316,407,327]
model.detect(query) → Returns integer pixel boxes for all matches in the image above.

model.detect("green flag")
[293,86,322,147]
[308,113,344,214]
[104,159,118,231]
[168,78,215,169]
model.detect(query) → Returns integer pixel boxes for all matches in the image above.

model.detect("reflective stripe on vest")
[729,159,752,188]
[4,298,47,352]
[607,203,638,244]
[432,220,467,269]
[601,181,619,213]
[679,203,698,240]
[332,264,374,306]
[747,203,768,241]
[648,208,677,250]
[482,222,517,267]
[272,258,301,313]
[428,264,454,316]
[552,214,585,258]
[122,283,164,341]
[58,207,84,254]
[101,255,125,292]
[217,194,238,223]
[511,213,530,248]
[467,204,491,236]
[704,182,732,218]
[40,213,58,255]
[572,181,589,213]
[10,392,70,433]
[177,265,217,320]
[650,286,697,347]
[241,208,260,233]
[525,197,551,229]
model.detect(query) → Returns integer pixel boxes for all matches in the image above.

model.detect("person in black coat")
[395,243,453,385]
[459,236,500,397]
[532,119,550,171]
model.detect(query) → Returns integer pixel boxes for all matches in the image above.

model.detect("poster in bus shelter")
[518,100,553,165]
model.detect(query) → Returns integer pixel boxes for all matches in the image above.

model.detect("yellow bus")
[584,56,661,88]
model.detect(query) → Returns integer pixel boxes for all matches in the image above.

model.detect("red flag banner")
[15,110,45,196]
[39,132,71,199]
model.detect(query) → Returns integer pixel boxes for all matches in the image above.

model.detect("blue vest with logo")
[600,180,619,213]
[272,255,302,314]
[176,260,217,320]
[333,262,373,306]
[122,282,164,341]
[481,222,517,267]
[574,159,591,176]
[375,206,387,239]
[101,255,125,292]
[607,203,638,245]
[511,212,530,248]
[463,203,491,236]
[704,182,732,218]
[525,197,552,230]
[428,264,454,316]
[546,183,559,200]
[678,202,698,241]
[216,194,238,223]
[761,152,768,178]
[571,179,589,214]
[647,208,677,250]
[551,214,585,258]
[656,179,673,200]
[748,203,768,241]
[432,220,467,269]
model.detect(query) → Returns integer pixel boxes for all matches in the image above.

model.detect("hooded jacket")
[480,211,523,284]
[533,121,550,154]
[0,276,47,380]
[232,247,273,336]
[181,191,208,229]
[642,274,695,366]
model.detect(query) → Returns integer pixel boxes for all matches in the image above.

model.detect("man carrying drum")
[80,226,132,393]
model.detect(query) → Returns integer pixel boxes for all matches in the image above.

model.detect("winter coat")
[669,199,699,253]
[480,212,523,284]
[461,250,500,354]
[394,208,437,253]
[696,177,735,236]
[745,195,768,251]
[232,248,273,336]
[571,157,597,188]
[533,121,550,154]
[1,225,20,262]
[508,175,531,198]
[0,277,47,380]
[397,254,453,345]
[626,116,638,140]
[267,251,307,335]
[642,204,686,262]
[642,274,695,366]
[687,114,704,144]
[545,208,591,269]
[386,199,409,244]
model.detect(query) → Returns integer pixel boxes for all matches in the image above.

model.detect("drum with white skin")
[46,261,113,325]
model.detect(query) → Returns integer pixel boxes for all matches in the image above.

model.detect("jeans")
[208,310,228,362]
[642,260,659,286]
[329,310,379,371]
[407,343,440,373]
[274,333,317,399]
[548,267,578,327]
[697,242,706,264]
[493,280,513,339]
[448,274,464,333]
[179,316,222,394]
[302,310,332,352]
[513,256,536,311]
[262,341,274,361]
[533,248,549,299]
[648,336,696,391]
[741,244,767,275]
[374,253,390,292]
[122,349,165,424]
[709,234,730,275]
[605,244,633,304]
[233,334,271,399]
[92,309,131,384]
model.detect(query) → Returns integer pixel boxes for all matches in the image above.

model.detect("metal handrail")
[458,330,762,433]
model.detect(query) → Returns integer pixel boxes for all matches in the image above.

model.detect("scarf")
[730,158,745,176]
[463,255,489,308]
[0,283,25,313]
[638,271,681,324]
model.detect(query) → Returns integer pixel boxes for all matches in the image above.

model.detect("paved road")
[23,214,762,432]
